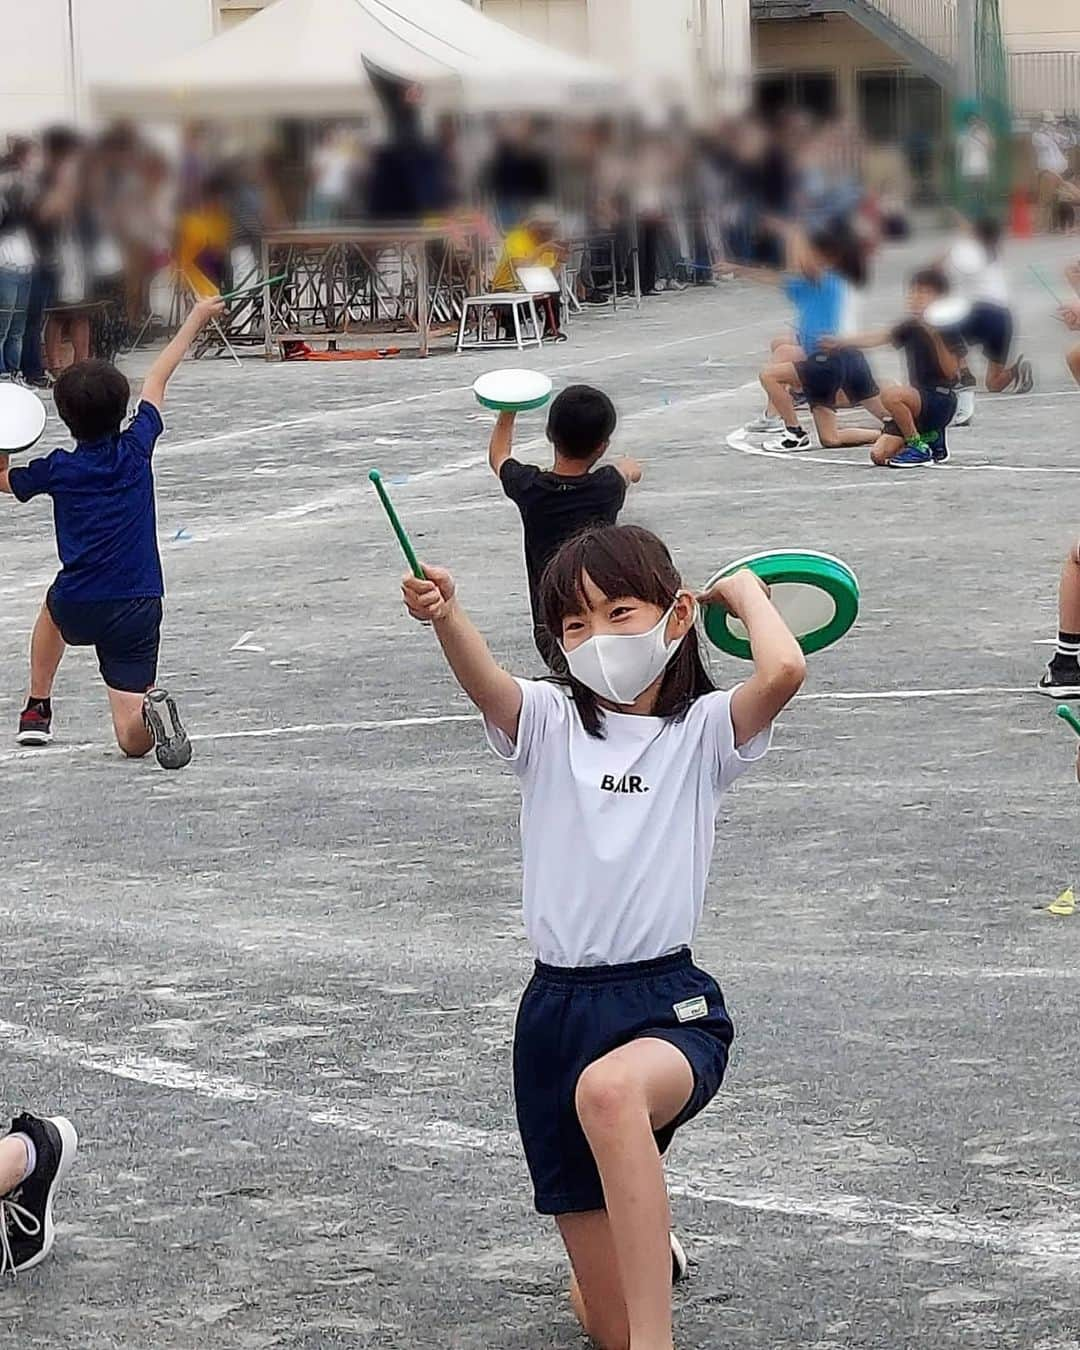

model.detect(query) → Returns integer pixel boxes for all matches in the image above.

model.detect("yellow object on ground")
[1047,887,1075,916]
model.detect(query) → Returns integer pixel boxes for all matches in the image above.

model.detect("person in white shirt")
[402,523,805,1350]
[1033,115,1071,231]
[942,217,1032,426]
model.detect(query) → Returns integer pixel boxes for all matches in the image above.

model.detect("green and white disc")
[473,369,553,413]
[703,549,860,660]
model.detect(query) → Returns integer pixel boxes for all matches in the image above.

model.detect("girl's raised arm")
[698,571,805,747]
[402,566,523,741]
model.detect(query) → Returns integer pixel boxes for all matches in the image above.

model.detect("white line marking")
[726,426,1080,475]
[0,1018,515,1157]
[3,1016,1076,1263]
[160,318,774,455]
[0,691,1037,766]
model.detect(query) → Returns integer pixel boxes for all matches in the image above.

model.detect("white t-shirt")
[959,125,992,180]
[947,237,1009,306]
[485,679,771,967]
[1033,128,1068,177]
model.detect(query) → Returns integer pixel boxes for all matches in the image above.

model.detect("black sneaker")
[1037,660,1080,698]
[670,1233,688,1286]
[142,687,192,769]
[926,429,949,463]
[24,375,52,390]
[0,1113,78,1275]
[16,705,52,747]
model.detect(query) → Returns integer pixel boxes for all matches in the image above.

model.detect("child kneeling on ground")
[0,297,224,765]
[402,523,804,1349]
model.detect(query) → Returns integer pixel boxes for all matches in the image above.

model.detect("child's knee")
[575,1060,642,1133]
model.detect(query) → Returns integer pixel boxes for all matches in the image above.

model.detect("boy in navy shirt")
[488,385,641,667]
[0,296,223,767]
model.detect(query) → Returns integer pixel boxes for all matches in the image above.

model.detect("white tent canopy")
[92,0,624,120]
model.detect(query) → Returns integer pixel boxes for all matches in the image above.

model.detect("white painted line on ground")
[160,318,774,455]
[726,426,1080,475]
[0,690,1036,766]
[3,1015,1076,1263]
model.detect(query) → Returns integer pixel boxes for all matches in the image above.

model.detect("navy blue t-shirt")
[9,400,165,602]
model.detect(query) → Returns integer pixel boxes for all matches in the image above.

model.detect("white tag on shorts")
[673,995,708,1024]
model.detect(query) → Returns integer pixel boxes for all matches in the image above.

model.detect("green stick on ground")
[1029,264,1065,306]
[1056,704,1080,738]
[369,470,424,579]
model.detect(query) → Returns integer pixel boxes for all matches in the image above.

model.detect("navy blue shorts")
[796,347,879,409]
[915,386,958,436]
[513,948,733,1216]
[46,587,162,694]
[962,301,1013,367]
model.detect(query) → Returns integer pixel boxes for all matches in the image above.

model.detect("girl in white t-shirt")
[402,523,804,1350]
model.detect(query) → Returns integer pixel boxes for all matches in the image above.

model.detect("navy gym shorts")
[962,301,1013,367]
[513,947,733,1216]
[46,587,162,694]
[797,347,879,410]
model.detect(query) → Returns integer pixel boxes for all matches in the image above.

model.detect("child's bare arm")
[699,570,805,747]
[402,565,523,741]
[926,326,961,382]
[488,411,516,477]
[722,262,782,287]
[141,297,225,412]
[820,328,891,352]
[0,454,11,496]
[615,456,642,484]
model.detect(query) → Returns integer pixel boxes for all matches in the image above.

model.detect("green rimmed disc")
[473,369,553,413]
[703,549,859,660]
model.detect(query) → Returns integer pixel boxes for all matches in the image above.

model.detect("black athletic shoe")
[1037,659,1080,698]
[0,1113,78,1275]
[142,687,192,769]
[16,706,52,747]
[671,1233,688,1286]
[927,429,949,463]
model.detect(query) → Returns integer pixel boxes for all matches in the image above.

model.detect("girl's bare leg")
[812,406,879,447]
[574,1037,693,1350]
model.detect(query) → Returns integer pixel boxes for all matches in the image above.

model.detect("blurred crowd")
[0,105,905,376]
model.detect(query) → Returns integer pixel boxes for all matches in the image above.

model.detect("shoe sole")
[15,1116,79,1274]
[15,730,52,746]
[1036,684,1080,698]
[143,689,193,770]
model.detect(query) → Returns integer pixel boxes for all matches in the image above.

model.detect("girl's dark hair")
[812,225,867,288]
[539,524,715,738]
[973,216,1002,258]
[910,266,949,295]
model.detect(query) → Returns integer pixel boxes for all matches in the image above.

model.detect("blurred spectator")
[957,113,994,213]
[309,125,358,223]
[0,138,36,381]
[485,118,552,231]
[178,123,211,212]
[1033,113,1071,231]
[21,127,82,387]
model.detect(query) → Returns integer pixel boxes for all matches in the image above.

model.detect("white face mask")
[561,601,688,706]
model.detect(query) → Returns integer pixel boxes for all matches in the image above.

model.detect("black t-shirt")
[500,459,626,621]
[891,319,962,389]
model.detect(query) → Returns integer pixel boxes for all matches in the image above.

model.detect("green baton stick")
[218,273,288,302]
[1029,264,1065,306]
[369,469,424,579]
[1057,704,1080,738]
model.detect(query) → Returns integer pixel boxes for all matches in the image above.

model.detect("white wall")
[0,0,214,136]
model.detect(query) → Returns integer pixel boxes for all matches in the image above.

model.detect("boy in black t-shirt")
[490,384,641,667]
[825,268,963,469]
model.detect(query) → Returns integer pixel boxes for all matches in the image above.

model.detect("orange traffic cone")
[1010,189,1033,238]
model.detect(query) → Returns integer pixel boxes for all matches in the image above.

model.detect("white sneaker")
[764,428,811,452]
[745,413,784,436]
[953,388,976,427]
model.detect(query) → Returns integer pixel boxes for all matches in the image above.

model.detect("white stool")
[457,292,543,352]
